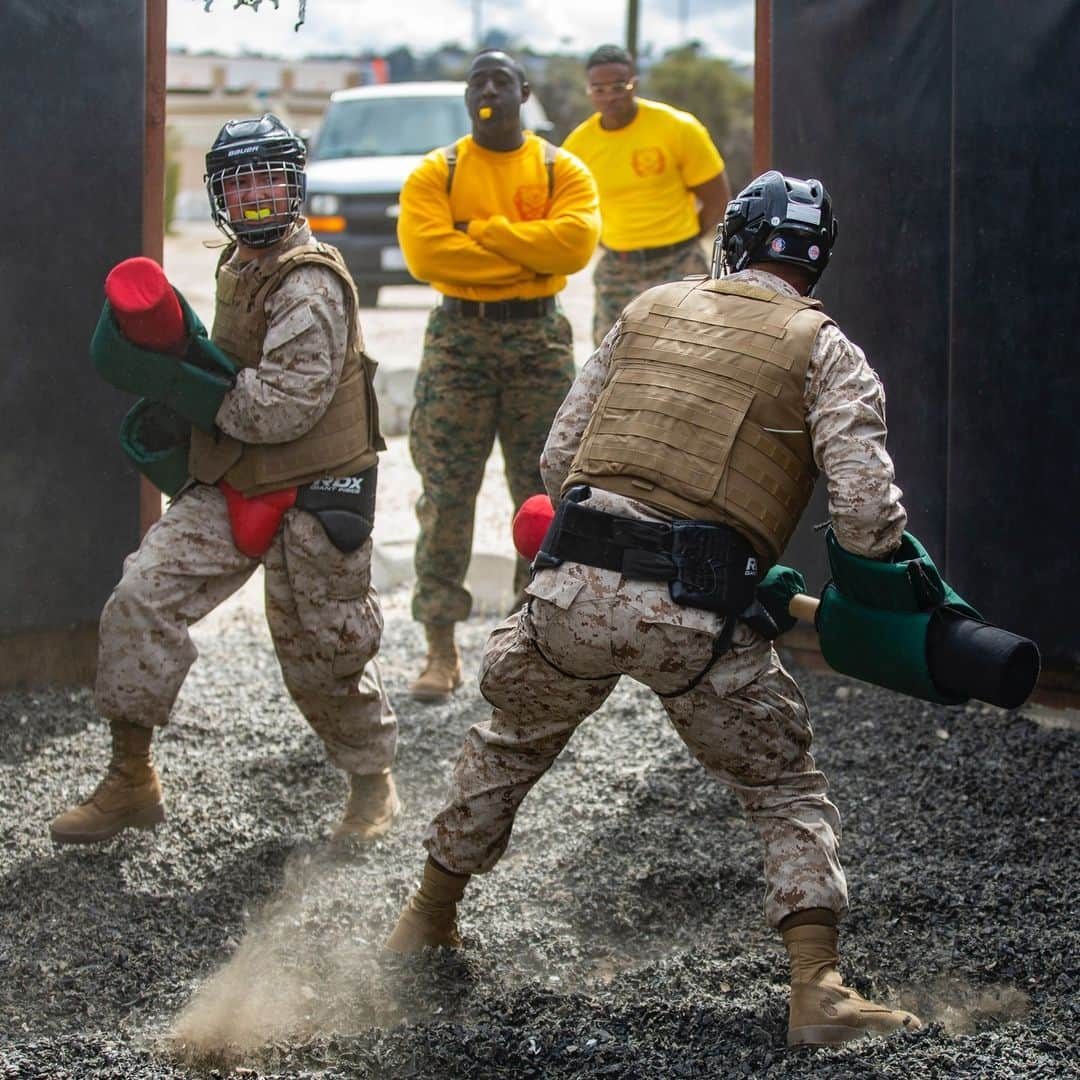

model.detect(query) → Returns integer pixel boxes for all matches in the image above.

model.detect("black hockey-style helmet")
[205,113,307,248]
[712,171,837,285]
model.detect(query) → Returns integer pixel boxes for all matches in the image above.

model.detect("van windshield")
[311,97,470,159]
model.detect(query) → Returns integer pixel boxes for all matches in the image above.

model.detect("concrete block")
[371,539,415,592]
[371,540,517,617]
[373,366,417,437]
[465,549,518,616]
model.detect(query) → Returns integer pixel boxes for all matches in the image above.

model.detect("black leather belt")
[441,296,556,320]
[603,236,700,262]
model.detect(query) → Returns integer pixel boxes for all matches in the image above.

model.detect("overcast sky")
[168,0,755,64]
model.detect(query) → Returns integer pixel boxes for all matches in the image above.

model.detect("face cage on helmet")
[206,160,305,248]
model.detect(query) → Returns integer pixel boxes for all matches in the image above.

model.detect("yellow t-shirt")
[563,98,724,251]
[397,132,600,301]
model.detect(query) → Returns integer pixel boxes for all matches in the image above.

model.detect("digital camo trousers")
[424,560,848,928]
[95,483,397,776]
[592,241,710,347]
[409,305,575,625]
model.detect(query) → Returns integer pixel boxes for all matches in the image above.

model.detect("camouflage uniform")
[425,268,906,927]
[410,306,575,624]
[592,239,709,347]
[95,249,396,778]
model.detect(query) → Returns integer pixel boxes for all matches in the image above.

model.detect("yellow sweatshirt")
[397,133,600,301]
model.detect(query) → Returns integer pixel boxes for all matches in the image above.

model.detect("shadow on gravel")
[0,836,300,1039]
[0,687,97,765]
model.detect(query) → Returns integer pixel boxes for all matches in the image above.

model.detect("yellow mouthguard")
[479,107,493,119]
[244,207,272,220]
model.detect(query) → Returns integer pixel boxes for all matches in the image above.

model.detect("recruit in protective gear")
[52,114,398,851]
[387,172,939,1050]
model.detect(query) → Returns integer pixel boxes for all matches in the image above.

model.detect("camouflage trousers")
[592,239,710,347]
[409,304,575,625]
[95,483,397,776]
[425,560,848,928]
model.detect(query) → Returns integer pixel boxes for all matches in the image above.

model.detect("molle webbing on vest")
[188,236,382,495]
[209,241,367,371]
[223,365,376,493]
[565,278,829,563]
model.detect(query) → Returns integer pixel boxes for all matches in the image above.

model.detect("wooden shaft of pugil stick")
[788,593,820,622]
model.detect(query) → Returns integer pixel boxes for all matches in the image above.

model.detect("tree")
[530,55,590,144]
[643,43,753,190]
[385,46,416,82]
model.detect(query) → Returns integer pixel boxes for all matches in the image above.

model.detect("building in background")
[167,51,389,219]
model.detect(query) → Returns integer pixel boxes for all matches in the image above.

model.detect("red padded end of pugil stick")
[105,257,186,352]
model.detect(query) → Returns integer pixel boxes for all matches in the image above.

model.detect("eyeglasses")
[587,80,636,96]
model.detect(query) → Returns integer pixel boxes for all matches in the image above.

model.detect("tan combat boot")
[332,771,401,841]
[784,923,923,1047]
[384,857,470,953]
[50,720,164,845]
[409,623,463,702]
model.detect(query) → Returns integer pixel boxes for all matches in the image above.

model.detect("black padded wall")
[771,0,953,589]
[771,1,1079,671]
[3,3,145,637]
[947,2,1080,662]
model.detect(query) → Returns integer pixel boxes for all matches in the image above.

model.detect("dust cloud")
[168,846,409,1069]
[906,977,1031,1036]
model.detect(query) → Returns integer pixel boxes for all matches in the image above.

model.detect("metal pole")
[678,0,688,42]
[626,0,639,58]
[142,0,168,537]
[753,0,772,175]
[473,0,483,48]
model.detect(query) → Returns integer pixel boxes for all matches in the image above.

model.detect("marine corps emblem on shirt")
[631,147,667,176]
[515,184,549,220]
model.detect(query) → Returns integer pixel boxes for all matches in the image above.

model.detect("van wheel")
[357,285,380,307]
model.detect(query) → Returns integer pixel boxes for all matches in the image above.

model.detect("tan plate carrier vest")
[565,277,831,565]
[188,237,384,497]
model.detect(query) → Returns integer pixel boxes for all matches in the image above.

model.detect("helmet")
[712,171,837,285]
[205,113,307,248]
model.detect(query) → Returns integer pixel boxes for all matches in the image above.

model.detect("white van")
[304,81,553,306]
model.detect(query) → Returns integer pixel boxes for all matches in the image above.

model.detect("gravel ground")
[1,583,1077,1079]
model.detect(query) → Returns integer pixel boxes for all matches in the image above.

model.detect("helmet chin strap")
[234,222,293,248]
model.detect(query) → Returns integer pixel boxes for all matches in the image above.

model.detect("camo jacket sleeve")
[806,323,908,558]
[539,320,622,503]
[215,264,348,445]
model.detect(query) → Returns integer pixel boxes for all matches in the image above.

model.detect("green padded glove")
[756,564,808,636]
[118,398,192,496]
